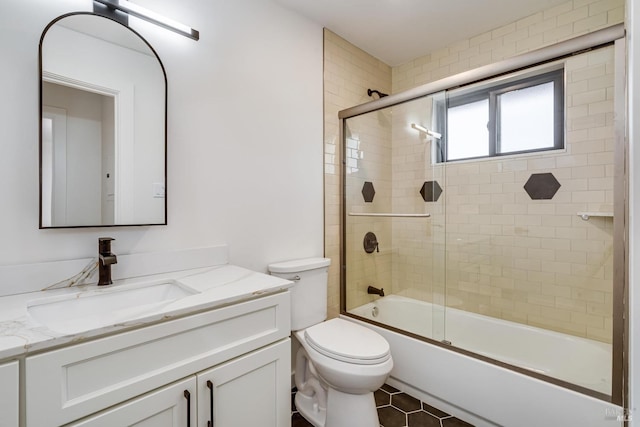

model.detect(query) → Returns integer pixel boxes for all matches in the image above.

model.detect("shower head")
[367,88,388,98]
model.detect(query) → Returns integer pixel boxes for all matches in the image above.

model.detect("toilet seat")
[304,318,390,365]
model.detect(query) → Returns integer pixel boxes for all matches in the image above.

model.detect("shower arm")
[367,88,388,98]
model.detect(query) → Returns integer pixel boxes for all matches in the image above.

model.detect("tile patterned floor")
[291,384,474,427]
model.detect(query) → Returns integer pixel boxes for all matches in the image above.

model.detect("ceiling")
[274,0,571,66]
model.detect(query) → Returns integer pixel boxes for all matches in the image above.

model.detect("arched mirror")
[39,12,167,228]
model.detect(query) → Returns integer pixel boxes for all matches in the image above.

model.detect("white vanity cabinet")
[25,292,291,427]
[0,360,19,427]
[197,339,290,427]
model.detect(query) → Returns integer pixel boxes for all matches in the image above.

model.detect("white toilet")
[268,258,393,427]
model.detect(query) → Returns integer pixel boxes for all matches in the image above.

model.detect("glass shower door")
[439,51,616,396]
[343,92,447,344]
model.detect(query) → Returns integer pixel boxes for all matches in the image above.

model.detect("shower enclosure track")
[338,24,624,120]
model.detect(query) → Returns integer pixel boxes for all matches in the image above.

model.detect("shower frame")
[338,24,628,406]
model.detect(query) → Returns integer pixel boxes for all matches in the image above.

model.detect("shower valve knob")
[363,232,379,254]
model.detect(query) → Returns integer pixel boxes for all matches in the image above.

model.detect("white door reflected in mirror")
[42,84,115,227]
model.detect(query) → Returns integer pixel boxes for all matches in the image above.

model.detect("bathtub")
[346,295,623,427]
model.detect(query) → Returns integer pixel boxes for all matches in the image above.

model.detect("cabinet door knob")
[207,380,214,427]
[183,390,191,427]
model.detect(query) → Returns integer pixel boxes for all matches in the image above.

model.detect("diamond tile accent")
[362,181,376,202]
[523,173,561,200]
[419,181,442,202]
[291,384,475,427]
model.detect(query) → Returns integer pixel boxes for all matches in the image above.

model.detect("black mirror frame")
[38,11,168,229]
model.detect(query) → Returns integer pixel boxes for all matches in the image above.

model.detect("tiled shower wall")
[390,47,616,343]
[392,0,624,92]
[385,0,623,343]
[324,0,623,342]
[343,113,393,311]
[390,98,446,309]
[323,29,391,317]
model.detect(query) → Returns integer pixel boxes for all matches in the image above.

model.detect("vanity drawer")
[25,291,290,427]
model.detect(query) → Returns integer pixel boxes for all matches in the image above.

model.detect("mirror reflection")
[40,13,166,228]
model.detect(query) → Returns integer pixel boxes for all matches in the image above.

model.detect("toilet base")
[325,388,379,427]
[295,387,379,427]
[295,390,326,427]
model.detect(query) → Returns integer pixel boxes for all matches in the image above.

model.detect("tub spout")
[367,285,384,297]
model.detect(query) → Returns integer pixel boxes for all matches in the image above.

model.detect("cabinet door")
[0,360,19,427]
[197,339,291,427]
[68,377,196,427]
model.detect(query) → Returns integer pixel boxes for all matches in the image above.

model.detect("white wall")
[0,0,323,293]
[628,0,639,422]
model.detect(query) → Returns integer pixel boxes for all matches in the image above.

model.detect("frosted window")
[447,100,489,161]
[441,68,563,163]
[499,82,555,153]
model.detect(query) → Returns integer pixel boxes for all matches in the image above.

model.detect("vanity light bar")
[94,0,199,41]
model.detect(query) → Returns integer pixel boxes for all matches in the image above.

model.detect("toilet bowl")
[268,258,393,427]
[294,318,393,427]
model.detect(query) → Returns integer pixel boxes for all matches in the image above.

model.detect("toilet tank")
[268,258,331,331]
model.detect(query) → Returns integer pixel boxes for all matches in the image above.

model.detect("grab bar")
[348,213,431,218]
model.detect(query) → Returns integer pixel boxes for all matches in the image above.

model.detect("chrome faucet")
[98,237,117,286]
[367,285,384,297]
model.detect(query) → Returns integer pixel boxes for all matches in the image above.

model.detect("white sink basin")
[27,280,197,334]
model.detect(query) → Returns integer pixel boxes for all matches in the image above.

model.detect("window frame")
[443,68,564,162]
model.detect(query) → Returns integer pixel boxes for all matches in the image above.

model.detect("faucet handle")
[98,237,115,253]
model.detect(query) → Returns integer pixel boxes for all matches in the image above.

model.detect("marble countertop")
[0,264,292,361]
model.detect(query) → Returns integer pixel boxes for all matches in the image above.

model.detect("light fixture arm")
[94,0,199,41]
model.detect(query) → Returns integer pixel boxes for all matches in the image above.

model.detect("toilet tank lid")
[268,257,330,274]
